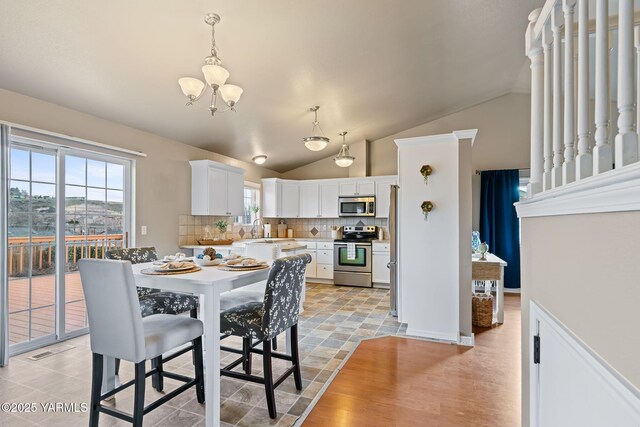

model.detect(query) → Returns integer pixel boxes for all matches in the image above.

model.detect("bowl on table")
[194,257,222,267]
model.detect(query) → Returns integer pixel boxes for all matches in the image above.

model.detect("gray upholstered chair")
[78,259,205,427]
[105,246,199,390]
[220,253,311,419]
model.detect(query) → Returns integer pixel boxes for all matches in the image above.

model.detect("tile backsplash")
[178,215,389,245]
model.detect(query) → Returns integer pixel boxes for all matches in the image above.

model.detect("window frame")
[235,181,261,226]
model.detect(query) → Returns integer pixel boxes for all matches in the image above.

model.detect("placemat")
[141,266,202,275]
[217,264,270,272]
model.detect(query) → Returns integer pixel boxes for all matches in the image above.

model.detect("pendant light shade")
[334,131,355,167]
[303,106,330,151]
[201,64,230,87]
[178,77,206,99]
[220,84,243,106]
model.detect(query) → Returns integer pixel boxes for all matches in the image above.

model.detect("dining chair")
[78,259,205,427]
[219,253,311,418]
[105,246,199,391]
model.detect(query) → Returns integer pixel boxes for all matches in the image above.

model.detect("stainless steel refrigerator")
[388,184,399,317]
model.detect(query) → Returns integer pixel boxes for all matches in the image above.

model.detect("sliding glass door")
[6,139,132,354]
[7,146,58,348]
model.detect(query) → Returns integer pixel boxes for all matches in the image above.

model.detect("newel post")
[526,8,544,196]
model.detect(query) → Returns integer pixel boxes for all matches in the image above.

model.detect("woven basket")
[472,293,494,327]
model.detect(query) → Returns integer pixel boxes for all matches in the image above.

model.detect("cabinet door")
[372,252,390,284]
[299,183,320,218]
[305,251,317,278]
[262,179,279,217]
[280,182,300,218]
[320,182,339,217]
[317,264,333,280]
[227,171,244,216]
[357,180,376,196]
[207,167,228,215]
[339,182,358,196]
[375,178,396,218]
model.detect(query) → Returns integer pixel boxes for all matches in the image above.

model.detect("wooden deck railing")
[8,234,125,277]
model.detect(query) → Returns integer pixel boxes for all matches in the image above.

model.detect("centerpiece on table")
[196,222,233,246]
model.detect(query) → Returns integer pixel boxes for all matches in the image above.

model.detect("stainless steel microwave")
[338,196,376,217]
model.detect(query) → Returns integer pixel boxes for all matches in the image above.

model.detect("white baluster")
[542,24,553,191]
[635,26,640,146]
[526,8,544,196]
[615,0,639,167]
[576,0,592,180]
[593,0,612,174]
[552,6,564,188]
[563,0,577,184]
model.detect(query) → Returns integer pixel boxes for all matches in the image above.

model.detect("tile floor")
[0,283,406,426]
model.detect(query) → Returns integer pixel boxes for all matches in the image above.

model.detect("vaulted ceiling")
[0,0,543,172]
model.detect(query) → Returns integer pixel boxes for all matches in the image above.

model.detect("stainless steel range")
[333,225,377,288]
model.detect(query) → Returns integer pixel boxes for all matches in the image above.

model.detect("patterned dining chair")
[105,246,199,391]
[220,253,311,418]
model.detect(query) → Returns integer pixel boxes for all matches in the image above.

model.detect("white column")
[527,9,544,196]
[593,0,612,174]
[551,6,564,188]
[576,0,592,180]
[562,0,577,184]
[542,25,553,191]
[615,0,639,167]
[636,26,640,139]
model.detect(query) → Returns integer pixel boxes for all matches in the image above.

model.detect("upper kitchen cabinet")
[339,180,376,196]
[375,177,397,218]
[190,160,245,216]
[262,178,300,218]
[319,182,339,217]
[299,182,320,218]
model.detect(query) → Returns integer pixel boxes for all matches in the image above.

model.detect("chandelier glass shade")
[303,106,330,151]
[334,131,355,167]
[178,13,242,116]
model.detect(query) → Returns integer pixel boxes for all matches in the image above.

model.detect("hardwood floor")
[302,294,521,427]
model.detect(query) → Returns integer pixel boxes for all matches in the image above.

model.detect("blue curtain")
[479,170,521,289]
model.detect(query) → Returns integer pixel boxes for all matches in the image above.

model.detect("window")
[236,183,260,225]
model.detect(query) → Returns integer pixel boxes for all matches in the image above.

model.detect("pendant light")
[302,106,330,151]
[334,131,355,167]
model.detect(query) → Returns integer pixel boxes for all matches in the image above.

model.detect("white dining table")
[101,262,272,427]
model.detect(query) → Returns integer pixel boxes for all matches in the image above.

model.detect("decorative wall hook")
[421,201,434,221]
[420,164,433,185]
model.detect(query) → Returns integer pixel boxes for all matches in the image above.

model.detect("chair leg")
[133,361,146,427]
[151,356,164,391]
[114,358,120,375]
[192,337,205,404]
[290,324,303,390]
[272,336,278,350]
[190,308,198,318]
[89,353,103,427]
[262,340,277,419]
[242,337,252,375]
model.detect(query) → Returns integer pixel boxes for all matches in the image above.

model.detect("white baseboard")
[504,288,521,294]
[458,333,475,346]
[405,327,458,343]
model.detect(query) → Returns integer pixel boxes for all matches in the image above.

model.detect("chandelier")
[178,13,243,116]
[334,131,355,167]
[303,106,330,151]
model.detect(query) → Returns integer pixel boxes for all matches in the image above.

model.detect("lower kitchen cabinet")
[316,264,333,280]
[372,252,390,284]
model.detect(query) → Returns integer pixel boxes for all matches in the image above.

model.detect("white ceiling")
[0,0,543,172]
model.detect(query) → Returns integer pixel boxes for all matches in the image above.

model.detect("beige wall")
[0,88,281,255]
[520,211,640,425]
[281,154,350,180]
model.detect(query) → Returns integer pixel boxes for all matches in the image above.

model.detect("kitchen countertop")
[181,237,335,249]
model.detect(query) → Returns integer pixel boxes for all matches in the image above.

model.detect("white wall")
[396,131,474,342]
[0,88,281,255]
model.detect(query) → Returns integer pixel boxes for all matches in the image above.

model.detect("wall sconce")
[420,164,433,185]
[421,201,434,221]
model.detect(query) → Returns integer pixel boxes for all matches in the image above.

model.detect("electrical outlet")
[141,225,147,235]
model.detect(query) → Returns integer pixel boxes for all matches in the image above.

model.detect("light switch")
[141,225,147,235]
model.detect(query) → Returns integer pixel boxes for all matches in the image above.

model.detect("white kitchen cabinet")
[297,241,317,278]
[319,182,339,217]
[339,179,376,196]
[316,264,333,280]
[299,182,320,218]
[375,178,397,218]
[281,182,300,218]
[190,160,245,216]
[372,252,391,284]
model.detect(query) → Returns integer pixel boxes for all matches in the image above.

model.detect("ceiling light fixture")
[303,106,330,151]
[334,131,355,167]
[252,155,267,165]
[178,13,243,117]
